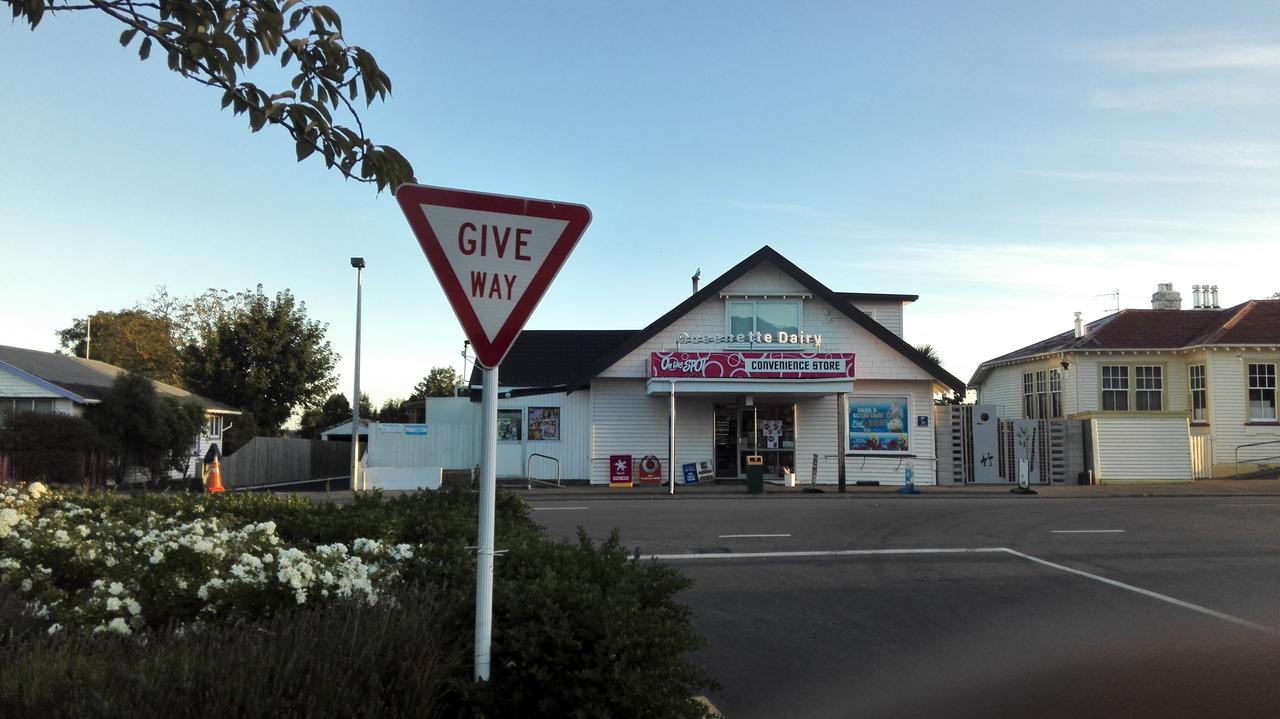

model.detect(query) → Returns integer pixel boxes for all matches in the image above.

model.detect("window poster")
[497,409,522,441]
[527,407,561,441]
[848,397,910,452]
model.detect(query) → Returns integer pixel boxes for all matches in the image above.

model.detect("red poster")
[649,352,855,379]
[637,455,663,485]
[609,455,632,488]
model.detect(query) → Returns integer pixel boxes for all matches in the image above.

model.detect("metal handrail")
[526,453,561,489]
[1234,438,1280,477]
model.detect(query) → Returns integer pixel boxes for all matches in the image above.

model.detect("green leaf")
[119,28,139,47]
[246,37,260,68]
[296,138,315,162]
[139,37,152,61]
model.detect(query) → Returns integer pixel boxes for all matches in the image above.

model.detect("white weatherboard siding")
[795,380,937,485]
[1093,417,1192,481]
[0,367,63,398]
[495,391,592,480]
[847,301,903,338]
[589,378,713,485]
[1207,349,1280,469]
[978,365,1025,418]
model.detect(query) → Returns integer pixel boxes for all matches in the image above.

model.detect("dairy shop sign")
[677,331,822,346]
[649,352,855,379]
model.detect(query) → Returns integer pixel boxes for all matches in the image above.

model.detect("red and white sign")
[649,352,856,379]
[637,455,663,485]
[609,455,632,488]
[396,184,591,368]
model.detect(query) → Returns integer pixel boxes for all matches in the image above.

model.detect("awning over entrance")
[644,378,853,396]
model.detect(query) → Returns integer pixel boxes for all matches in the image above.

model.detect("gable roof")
[467,330,637,390]
[0,345,240,414]
[560,245,965,394]
[969,299,1280,386]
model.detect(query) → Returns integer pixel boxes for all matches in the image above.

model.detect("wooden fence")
[221,438,355,489]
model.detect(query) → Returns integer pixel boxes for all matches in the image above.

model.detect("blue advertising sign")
[681,463,700,485]
[848,397,910,452]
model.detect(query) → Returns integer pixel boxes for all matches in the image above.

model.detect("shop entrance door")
[713,407,738,478]
[713,404,796,479]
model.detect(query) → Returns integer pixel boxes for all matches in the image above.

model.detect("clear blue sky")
[3,1,1278,407]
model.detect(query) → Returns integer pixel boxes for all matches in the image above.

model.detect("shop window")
[527,407,560,441]
[725,300,801,342]
[1189,365,1207,423]
[1101,365,1129,411]
[497,409,523,441]
[1248,363,1277,421]
[1134,365,1163,411]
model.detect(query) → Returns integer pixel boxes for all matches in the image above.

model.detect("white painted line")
[1050,529,1126,534]
[531,506,589,511]
[718,533,792,538]
[647,547,1008,561]
[1000,548,1279,636]
[1216,503,1280,507]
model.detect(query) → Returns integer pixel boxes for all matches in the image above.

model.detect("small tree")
[56,310,184,386]
[8,0,414,193]
[88,373,205,483]
[377,398,410,423]
[410,367,461,400]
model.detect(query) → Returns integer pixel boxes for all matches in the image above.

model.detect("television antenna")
[1093,288,1120,313]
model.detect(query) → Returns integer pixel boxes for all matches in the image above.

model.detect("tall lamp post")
[350,257,365,493]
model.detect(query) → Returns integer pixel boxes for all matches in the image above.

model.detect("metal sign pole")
[669,381,676,495]
[474,365,498,681]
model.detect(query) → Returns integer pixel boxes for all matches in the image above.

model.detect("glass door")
[713,407,738,477]
[739,404,795,478]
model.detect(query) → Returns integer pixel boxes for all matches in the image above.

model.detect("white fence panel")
[366,424,476,470]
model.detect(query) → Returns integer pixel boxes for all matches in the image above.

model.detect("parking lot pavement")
[529,494,1280,718]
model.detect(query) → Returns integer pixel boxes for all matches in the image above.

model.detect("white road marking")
[718,533,792,538]
[648,547,1007,561]
[531,506,589,511]
[1050,529,1126,534]
[1216,503,1280,507]
[648,545,1279,636]
[1002,548,1279,636]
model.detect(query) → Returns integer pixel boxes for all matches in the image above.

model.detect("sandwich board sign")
[395,184,592,369]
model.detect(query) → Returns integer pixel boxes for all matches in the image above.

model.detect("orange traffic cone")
[207,455,226,494]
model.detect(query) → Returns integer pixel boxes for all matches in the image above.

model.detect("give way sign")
[395,184,591,369]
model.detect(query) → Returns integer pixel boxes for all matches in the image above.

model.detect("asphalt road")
[527,494,1280,718]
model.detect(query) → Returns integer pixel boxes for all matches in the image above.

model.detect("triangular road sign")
[395,184,591,369]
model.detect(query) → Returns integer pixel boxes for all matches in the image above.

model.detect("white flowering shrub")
[0,483,421,634]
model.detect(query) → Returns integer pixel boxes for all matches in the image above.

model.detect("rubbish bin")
[745,454,764,494]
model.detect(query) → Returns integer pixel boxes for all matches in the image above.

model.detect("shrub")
[0,584,459,719]
[463,529,717,718]
[0,413,99,484]
[1,485,717,717]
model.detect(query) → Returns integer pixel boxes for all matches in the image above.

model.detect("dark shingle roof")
[835,292,919,304]
[468,330,637,389]
[970,300,1280,385]
[0,345,240,414]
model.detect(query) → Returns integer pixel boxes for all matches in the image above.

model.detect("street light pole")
[350,257,365,493]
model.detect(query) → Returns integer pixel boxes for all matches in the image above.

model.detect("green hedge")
[4,487,716,718]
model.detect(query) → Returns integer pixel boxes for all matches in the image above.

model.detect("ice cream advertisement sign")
[849,397,910,452]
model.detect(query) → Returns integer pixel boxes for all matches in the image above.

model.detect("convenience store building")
[457,246,965,485]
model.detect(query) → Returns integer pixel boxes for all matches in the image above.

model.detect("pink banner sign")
[649,352,856,379]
